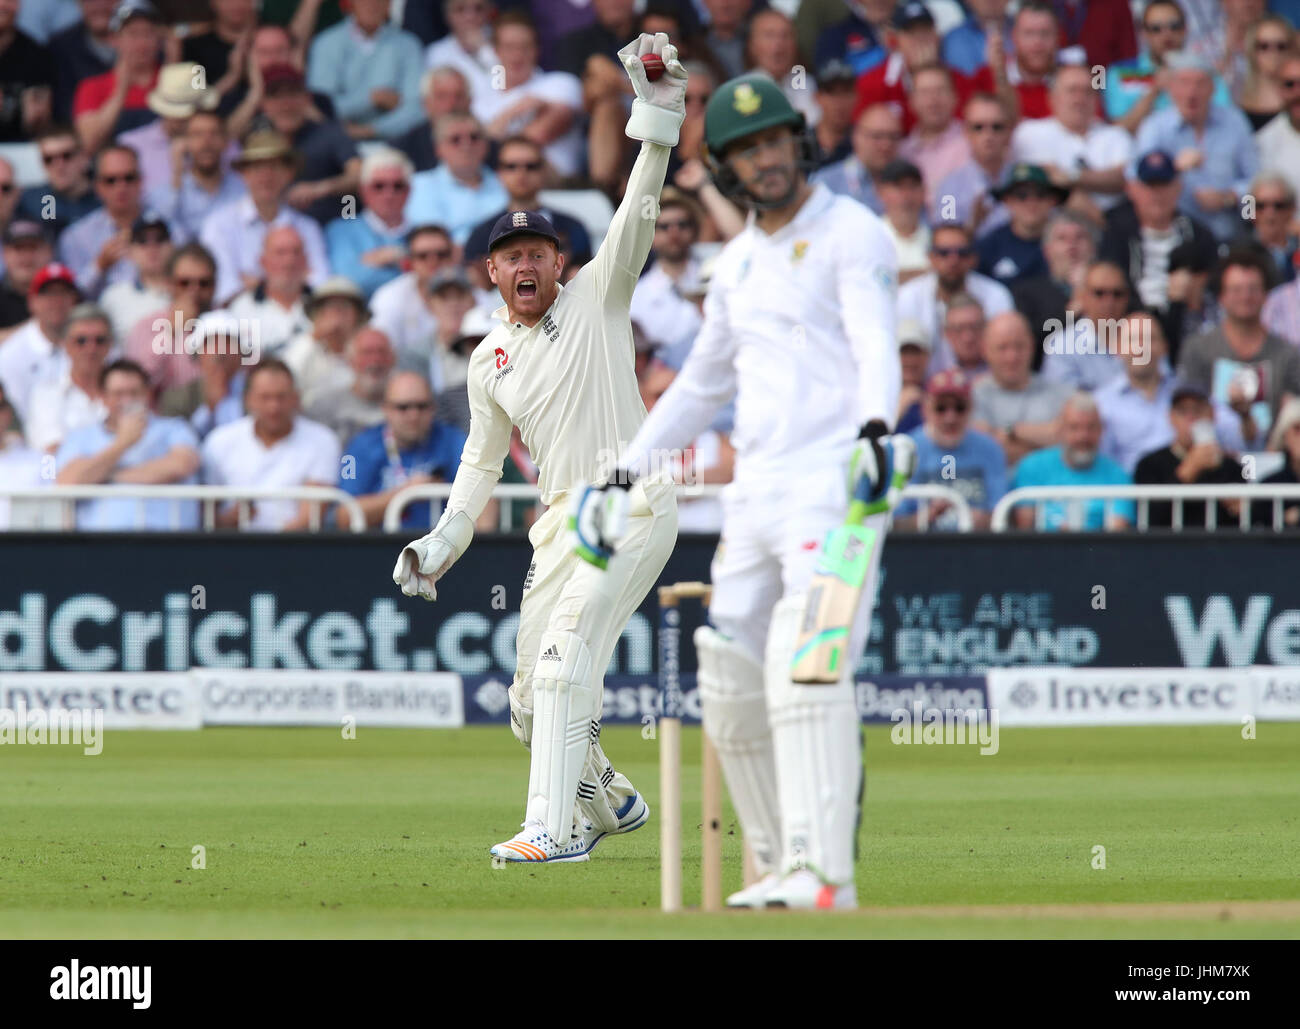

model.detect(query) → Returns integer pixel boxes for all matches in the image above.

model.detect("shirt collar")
[363,209,409,238]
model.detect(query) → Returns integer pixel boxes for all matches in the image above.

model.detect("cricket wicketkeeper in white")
[582,73,914,908]
[392,34,684,863]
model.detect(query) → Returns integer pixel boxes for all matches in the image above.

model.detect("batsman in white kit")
[583,73,915,908]
[391,34,684,863]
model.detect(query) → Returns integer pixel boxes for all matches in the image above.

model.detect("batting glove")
[570,479,632,570]
[392,510,474,601]
[848,420,916,520]
[619,32,687,147]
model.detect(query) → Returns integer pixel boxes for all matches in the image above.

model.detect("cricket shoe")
[489,821,591,864]
[725,872,781,909]
[764,869,857,910]
[579,791,650,857]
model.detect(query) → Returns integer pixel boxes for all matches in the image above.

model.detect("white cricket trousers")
[508,478,678,810]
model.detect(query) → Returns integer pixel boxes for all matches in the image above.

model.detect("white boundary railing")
[382,483,975,533]
[0,486,367,532]
[991,484,1300,532]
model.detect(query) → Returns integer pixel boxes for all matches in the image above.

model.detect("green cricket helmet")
[701,73,817,209]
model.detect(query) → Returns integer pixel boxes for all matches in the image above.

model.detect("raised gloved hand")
[391,510,474,601]
[847,420,916,520]
[570,478,633,569]
[618,31,687,147]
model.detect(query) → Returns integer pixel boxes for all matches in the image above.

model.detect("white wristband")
[625,98,683,147]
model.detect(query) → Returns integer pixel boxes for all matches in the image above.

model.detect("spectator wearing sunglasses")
[124,241,218,397]
[370,224,456,368]
[977,163,1068,286]
[325,149,416,298]
[898,221,1013,353]
[464,137,592,271]
[25,302,114,453]
[1041,260,1136,392]
[1231,14,1293,132]
[1237,173,1298,287]
[895,368,1008,531]
[17,126,100,237]
[59,145,154,298]
[1257,54,1300,202]
[337,369,468,530]
[629,187,702,370]
[1103,0,1233,135]
[404,112,506,244]
[930,92,1013,239]
[392,66,473,174]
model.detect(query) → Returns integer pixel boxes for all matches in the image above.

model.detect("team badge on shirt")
[792,240,808,263]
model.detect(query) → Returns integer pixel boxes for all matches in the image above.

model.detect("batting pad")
[525,630,595,843]
[696,626,782,876]
[764,595,862,886]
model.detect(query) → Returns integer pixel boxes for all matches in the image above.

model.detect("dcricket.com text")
[0,594,654,675]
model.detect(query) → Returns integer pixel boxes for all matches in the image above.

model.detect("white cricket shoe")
[763,869,857,910]
[725,872,781,909]
[489,821,591,864]
[579,791,650,857]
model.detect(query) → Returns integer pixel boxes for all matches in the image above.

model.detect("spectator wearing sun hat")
[198,128,330,304]
[118,61,224,197]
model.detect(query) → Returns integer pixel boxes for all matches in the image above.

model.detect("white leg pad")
[525,630,595,842]
[765,594,862,886]
[695,625,782,876]
[575,724,635,834]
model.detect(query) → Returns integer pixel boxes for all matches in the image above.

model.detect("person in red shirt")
[1001,0,1068,121]
[73,0,164,155]
[1054,0,1138,72]
[853,1,1008,136]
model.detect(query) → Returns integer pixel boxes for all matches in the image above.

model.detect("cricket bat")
[790,435,913,684]
[790,503,879,684]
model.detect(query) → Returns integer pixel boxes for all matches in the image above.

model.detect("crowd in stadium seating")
[2,0,1300,533]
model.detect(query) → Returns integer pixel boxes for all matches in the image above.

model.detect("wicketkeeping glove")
[391,510,474,602]
[847,420,917,519]
[619,31,687,147]
[570,479,632,570]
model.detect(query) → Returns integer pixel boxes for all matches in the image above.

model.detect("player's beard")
[739,161,800,210]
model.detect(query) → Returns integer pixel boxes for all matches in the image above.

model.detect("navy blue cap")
[131,211,171,241]
[1135,150,1178,185]
[488,211,561,252]
[893,0,935,30]
[1170,379,1210,405]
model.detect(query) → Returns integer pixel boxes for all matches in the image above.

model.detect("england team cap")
[487,210,561,252]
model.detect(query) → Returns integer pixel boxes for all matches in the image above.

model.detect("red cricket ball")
[640,53,665,82]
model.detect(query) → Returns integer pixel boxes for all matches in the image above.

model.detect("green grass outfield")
[1,724,1297,939]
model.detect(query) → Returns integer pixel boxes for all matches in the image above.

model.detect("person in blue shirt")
[942,0,1013,76]
[1103,0,1234,133]
[325,148,415,299]
[53,358,201,530]
[896,367,1008,530]
[1011,391,1135,531]
[339,370,467,530]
